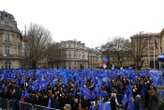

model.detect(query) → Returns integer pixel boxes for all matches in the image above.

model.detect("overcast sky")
[0,0,164,48]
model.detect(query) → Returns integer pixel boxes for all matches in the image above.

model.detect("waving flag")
[98,101,111,110]
[141,85,147,97]
[48,97,52,108]
[122,94,128,106]
[80,87,92,100]
[127,98,136,110]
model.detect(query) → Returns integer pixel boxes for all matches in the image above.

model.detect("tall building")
[0,11,24,69]
[48,40,88,69]
[131,32,161,68]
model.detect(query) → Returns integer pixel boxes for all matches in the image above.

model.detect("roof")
[131,32,160,39]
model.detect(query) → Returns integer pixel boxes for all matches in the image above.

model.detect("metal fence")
[0,97,58,110]
[157,86,164,104]
[0,97,126,110]
[1,95,163,110]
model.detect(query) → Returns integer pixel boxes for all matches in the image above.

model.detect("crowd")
[0,68,163,110]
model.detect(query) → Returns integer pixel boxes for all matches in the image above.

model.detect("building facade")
[0,11,24,69]
[131,32,161,68]
[48,40,88,69]
[88,48,103,68]
[160,29,164,53]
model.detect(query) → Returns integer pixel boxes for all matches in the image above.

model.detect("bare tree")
[101,37,130,50]
[101,37,131,67]
[131,33,147,69]
[46,42,60,67]
[23,23,52,69]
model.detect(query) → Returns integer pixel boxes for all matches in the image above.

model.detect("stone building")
[0,11,24,69]
[88,48,103,68]
[160,29,164,53]
[159,29,164,68]
[131,32,161,68]
[48,40,88,69]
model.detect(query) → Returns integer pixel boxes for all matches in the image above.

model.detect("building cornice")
[0,27,21,35]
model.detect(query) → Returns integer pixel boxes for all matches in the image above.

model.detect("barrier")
[0,97,10,110]
[1,94,163,110]
[19,101,33,110]
[157,86,164,104]
[0,97,125,110]
[0,97,58,110]
[34,105,56,110]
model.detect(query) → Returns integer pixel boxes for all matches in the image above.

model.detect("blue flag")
[80,87,92,100]
[48,97,51,108]
[141,85,147,97]
[122,94,128,106]
[127,98,136,110]
[98,102,111,110]
[21,89,29,98]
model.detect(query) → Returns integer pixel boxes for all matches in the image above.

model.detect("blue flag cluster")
[0,68,163,107]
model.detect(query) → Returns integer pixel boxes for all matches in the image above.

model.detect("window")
[96,57,99,61]
[68,52,71,58]
[74,52,77,58]
[83,55,85,59]
[18,44,22,55]
[68,43,71,48]
[5,33,10,42]
[5,61,11,69]
[5,46,10,56]
[65,44,68,48]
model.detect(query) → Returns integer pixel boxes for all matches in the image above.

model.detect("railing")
[0,98,9,110]
[157,86,164,104]
[0,97,58,110]
[0,97,125,110]
[1,94,163,110]
[19,101,33,110]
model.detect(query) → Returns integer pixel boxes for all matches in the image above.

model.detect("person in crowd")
[110,92,119,110]
[63,104,71,110]
[0,69,162,110]
[79,99,90,110]
[147,86,159,110]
